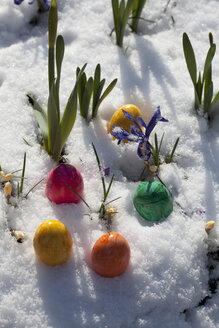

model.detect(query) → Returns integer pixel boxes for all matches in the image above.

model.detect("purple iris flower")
[14,0,50,10]
[110,106,168,161]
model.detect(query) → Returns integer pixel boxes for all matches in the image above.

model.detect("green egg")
[133,181,173,222]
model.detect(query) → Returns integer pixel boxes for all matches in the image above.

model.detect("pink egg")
[46,163,84,204]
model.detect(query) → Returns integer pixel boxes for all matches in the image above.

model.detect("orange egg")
[108,104,143,142]
[33,220,73,266]
[91,232,130,277]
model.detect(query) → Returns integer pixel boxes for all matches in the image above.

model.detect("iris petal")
[121,109,142,131]
[137,116,147,130]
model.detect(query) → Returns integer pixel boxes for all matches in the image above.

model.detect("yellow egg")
[33,220,73,266]
[108,104,143,142]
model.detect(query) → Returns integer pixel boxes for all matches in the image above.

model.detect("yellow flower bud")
[4,182,12,198]
[205,221,216,234]
[106,206,117,219]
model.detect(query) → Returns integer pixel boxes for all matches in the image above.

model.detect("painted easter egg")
[46,163,84,204]
[108,104,143,142]
[91,232,130,277]
[133,181,173,222]
[33,220,73,266]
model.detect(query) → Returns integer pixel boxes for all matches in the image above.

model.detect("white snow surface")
[1,0,219,327]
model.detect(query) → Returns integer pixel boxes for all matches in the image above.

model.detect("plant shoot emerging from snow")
[183,32,219,119]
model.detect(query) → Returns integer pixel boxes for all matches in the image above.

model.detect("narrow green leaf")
[120,0,134,45]
[211,90,219,108]
[27,94,48,149]
[92,79,105,116]
[165,137,180,163]
[20,152,26,194]
[182,32,197,86]
[131,0,147,33]
[105,196,121,206]
[203,44,216,82]
[55,34,65,119]
[60,64,87,151]
[204,81,213,114]
[48,0,58,91]
[48,0,58,48]
[209,32,213,46]
[78,72,87,116]
[158,132,165,154]
[195,72,203,108]
[92,78,117,119]
[92,143,106,197]
[67,185,91,209]
[93,64,101,97]
[111,0,120,44]
[47,82,61,158]
[24,178,44,199]
[103,174,115,203]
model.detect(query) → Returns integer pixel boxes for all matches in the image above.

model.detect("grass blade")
[92,143,106,196]
[67,185,91,209]
[24,178,44,199]
[20,152,26,194]
[165,137,180,163]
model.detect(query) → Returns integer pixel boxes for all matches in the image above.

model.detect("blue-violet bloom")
[103,167,110,176]
[14,0,50,10]
[110,106,168,161]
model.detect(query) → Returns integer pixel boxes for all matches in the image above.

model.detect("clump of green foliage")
[28,0,86,163]
[111,0,134,48]
[130,0,147,33]
[77,64,117,122]
[183,32,219,119]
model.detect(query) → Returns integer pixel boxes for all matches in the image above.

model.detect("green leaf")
[20,152,26,194]
[27,94,48,149]
[47,82,61,159]
[92,78,117,119]
[48,0,58,49]
[204,81,213,114]
[182,33,197,86]
[195,72,203,109]
[131,0,147,33]
[203,43,216,82]
[81,77,93,120]
[92,143,106,197]
[92,79,105,115]
[209,32,213,46]
[55,34,65,119]
[165,137,180,164]
[78,72,87,115]
[111,0,119,44]
[48,0,58,91]
[60,63,87,151]
[211,90,219,108]
[93,64,101,97]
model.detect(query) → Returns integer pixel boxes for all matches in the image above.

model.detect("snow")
[1,0,219,327]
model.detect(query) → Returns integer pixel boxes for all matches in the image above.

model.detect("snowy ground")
[1,0,219,327]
